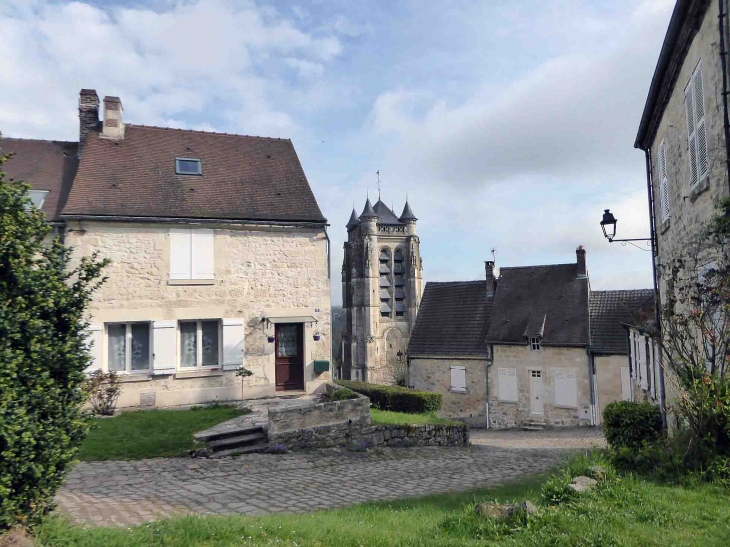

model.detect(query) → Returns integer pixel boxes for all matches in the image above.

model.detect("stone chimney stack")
[576,245,587,278]
[78,89,99,154]
[485,260,495,296]
[102,96,124,140]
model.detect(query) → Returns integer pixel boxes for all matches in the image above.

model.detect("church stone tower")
[341,197,424,383]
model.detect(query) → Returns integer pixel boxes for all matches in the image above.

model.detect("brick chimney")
[78,89,99,154]
[102,96,124,140]
[576,246,587,278]
[485,260,496,296]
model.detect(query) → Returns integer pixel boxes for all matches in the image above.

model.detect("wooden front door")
[275,323,304,391]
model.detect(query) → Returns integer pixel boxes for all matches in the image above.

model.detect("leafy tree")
[0,144,108,530]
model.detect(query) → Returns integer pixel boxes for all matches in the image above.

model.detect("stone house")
[1,89,331,408]
[340,197,424,384]
[408,248,654,428]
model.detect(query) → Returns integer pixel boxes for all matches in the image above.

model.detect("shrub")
[85,371,121,416]
[0,146,108,531]
[335,380,442,413]
[330,388,358,401]
[602,401,663,450]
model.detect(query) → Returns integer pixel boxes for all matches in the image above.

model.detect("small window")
[27,190,49,209]
[107,322,151,373]
[530,337,541,351]
[175,158,202,175]
[450,366,466,393]
[180,320,221,368]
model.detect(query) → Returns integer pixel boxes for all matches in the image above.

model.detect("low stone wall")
[269,421,469,451]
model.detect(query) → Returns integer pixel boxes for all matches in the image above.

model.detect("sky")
[0,0,675,305]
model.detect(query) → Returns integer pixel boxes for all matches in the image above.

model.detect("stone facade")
[488,345,591,428]
[268,394,370,435]
[67,220,331,408]
[648,3,730,309]
[408,356,489,427]
[341,201,424,384]
[594,354,628,422]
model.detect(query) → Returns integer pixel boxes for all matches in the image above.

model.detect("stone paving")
[56,427,604,527]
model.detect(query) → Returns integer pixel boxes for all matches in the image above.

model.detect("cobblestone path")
[57,428,605,527]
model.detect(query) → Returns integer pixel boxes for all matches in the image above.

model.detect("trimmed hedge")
[335,380,442,413]
[603,401,663,450]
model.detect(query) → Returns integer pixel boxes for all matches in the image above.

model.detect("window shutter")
[498,367,518,402]
[152,320,177,374]
[639,336,648,390]
[450,366,466,393]
[84,324,103,373]
[620,366,631,401]
[192,230,215,280]
[555,370,577,407]
[659,139,670,222]
[169,230,192,280]
[685,83,699,187]
[693,67,709,181]
[222,318,245,371]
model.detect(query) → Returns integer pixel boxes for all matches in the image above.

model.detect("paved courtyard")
[57,427,605,527]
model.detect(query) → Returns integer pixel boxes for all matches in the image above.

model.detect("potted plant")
[267,334,275,343]
[313,331,321,341]
[235,366,254,400]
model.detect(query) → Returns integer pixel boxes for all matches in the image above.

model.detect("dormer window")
[27,190,49,209]
[530,337,541,351]
[175,158,202,175]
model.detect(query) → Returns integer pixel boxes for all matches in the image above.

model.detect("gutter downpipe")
[719,0,730,192]
[485,346,491,429]
[324,225,333,378]
[643,147,667,429]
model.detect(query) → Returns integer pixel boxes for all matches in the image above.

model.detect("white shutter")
[659,139,670,222]
[152,320,177,374]
[192,229,215,280]
[620,366,631,401]
[222,318,245,371]
[555,370,577,407]
[498,367,518,402]
[685,82,699,188]
[450,366,466,393]
[169,229,192,280]
[639,336,649,390]
[84,324,103,373]
[693,65,709,181]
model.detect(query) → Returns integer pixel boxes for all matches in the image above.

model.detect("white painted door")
[530,370,544,415]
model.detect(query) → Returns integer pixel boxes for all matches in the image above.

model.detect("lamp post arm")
[607,237,653,243]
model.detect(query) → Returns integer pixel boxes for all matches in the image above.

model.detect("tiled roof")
[373,199,403,225]
[407,281,492,357]
[1,138,78,222]
[62,125,326,223]
[486,264,589,346]
[589,290,655,354]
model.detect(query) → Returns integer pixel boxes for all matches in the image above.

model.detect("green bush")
[335,380,442,413]
[0,147,108,530]
[602,401,663,450]
[330,388,358,401]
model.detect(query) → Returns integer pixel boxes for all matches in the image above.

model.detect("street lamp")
[396,350,403,363]
[599,209,651,244]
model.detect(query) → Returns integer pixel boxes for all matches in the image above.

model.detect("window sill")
[553,404,578,410]
[497,399,519,404]
[168,279,215,286]
[689,178,710,203]
[659,218,671,234]
[117,373,152,383]
[449,389,468,394]
[175,369,224,379]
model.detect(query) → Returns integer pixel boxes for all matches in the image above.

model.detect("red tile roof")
[0,138,78,221]
[63,125,326,223]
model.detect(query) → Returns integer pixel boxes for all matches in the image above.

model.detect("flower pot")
[313,334,321,341]
[267,335,275,343]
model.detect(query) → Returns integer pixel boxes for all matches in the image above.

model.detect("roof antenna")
[376,170,381,200]
[491,248,497,263]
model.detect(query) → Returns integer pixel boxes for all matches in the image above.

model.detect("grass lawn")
[77,406,248,461]
[38,454,730,546]
[369,408,463,426]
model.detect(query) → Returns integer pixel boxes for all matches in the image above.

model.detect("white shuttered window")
[169,229,215,280]
[659,139,670,222]
[450,366,466,393]
[684,60,709,188]
[498,368,518,402]
[554,370,578,407]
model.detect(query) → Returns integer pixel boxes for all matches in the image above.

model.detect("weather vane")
[376,170,381,200]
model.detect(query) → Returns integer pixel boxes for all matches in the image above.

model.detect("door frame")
[528,368,544,415]
[274,322,305,391]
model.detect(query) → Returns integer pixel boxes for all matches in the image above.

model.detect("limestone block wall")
[66,220,331,408]
[489,345,591,428]
[408,356,488,427]
[268,395,371,435]
[594,354,628,422]
[649,3,730,311]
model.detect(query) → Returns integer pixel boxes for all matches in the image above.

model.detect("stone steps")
[195,424,269,457]
[207,432,268,451]
[209,444,269,458]
[522,420,546,431]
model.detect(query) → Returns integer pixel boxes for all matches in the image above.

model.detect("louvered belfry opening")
[394,249,406,317]
[379,248,392,317]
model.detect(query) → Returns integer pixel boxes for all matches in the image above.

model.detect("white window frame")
[175,157,202,175]
[27,190,49,210]
[658,138,670,222]
[169,228,215,281]
[177,319,222,370]
[530,337,541,351]
[450,365,467,393]
[105,322,152,374]
[684,59,709,188]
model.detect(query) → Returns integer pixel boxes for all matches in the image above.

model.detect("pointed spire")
[399,200,417,221]
[346,208,360,229]
[360,197,377,219]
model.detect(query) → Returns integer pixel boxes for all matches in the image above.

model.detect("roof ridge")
[591,289,654,294]
[428,280,485,285]
[501,263,575,270]
[126,124,290,141]
[1,137,78,145]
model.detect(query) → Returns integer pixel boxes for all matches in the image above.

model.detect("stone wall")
[268,394,371,435]
[269,420,469,451]
[408,356,488,427]
[66,220,331,408]
[489,345,591,428]
[594,354,628,422]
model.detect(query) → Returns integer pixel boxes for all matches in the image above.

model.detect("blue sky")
[0,0,675,304]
